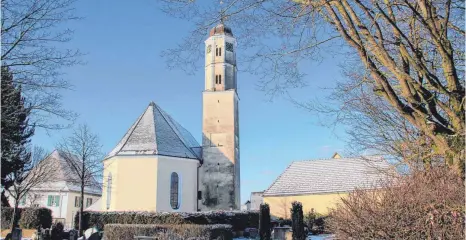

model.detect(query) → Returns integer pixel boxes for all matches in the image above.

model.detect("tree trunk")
[10,201,20,233]
[79,180,85,237]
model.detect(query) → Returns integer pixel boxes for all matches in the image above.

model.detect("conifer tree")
[259,203,271,240]
[1,66,35,213]
[291,201,305,240]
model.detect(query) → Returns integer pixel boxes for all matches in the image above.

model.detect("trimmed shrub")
[75,210,258,232]
[20,208,53,229]
[1,207,52,229]
[104,224,233,240]
[259,203,271,240]
[291,201,305,240]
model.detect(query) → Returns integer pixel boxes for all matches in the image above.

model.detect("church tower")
[199,23,240,210]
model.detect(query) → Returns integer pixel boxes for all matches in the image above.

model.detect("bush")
[259,203,271,240]
[328,167,465,239]
[1,207,52,229]
[1,208,15,229]
[104,224,233,240]
[75,210,258,232]
[20,208,53,229]
[304,210,327,234]
[291,201,305,240]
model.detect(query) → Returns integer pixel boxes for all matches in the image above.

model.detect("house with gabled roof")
[262,154,391,218]
[7,150,102,228]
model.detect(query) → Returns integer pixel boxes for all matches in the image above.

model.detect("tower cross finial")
[219,0,226,24]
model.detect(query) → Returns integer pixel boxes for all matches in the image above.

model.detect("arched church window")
[170,172,180,209]
[106,173,112,210]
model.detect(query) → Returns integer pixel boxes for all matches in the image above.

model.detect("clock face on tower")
[226,42,233,52]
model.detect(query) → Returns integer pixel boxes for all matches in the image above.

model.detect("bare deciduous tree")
[57,124,103,236]
[297,63,442,171]
[4,146,57,232]
[1,0,82,130]
[26,192,44,206]
[157,0,465,173]
[280,197,290,219]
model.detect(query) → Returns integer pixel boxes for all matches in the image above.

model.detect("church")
[100,23,240,212]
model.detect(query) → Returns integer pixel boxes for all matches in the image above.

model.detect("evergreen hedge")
[75,210,259,232]
[1,207,52,229]
[104,224,233,240]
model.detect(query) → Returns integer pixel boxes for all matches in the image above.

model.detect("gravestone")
[244,228,258,238]
[69,229,78,240]
[272,226,291,240]
[11,228,22,240]
[42,229,51,240]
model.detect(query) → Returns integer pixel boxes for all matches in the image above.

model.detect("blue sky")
[32,0,348,203]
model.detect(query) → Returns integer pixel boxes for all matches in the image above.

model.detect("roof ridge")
[120,103,153,153]
[150,103,158,154]
[153,103,198,159]
[292,155,384,163]
[105,104,149,159]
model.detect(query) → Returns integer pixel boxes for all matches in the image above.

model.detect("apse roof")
[105,102,202,161]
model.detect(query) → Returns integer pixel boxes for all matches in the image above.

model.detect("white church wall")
[155,156,198,212]
[102,156,159,211]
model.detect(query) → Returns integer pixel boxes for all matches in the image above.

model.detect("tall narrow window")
[215,75,218,84]
[219,75,222,84]
[74,196,81,207]
[216,48,218,56]
[86,198,93,207]
[170,172,180,209]
[107,173,112,210]
[219,47,222,56]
